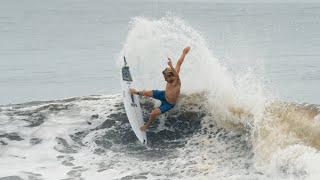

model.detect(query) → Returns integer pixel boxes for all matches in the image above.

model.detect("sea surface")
[1,1,320,179]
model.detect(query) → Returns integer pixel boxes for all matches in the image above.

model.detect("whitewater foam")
[120,15,320,179]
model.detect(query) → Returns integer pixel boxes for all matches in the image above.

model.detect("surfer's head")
[162,67,174,83]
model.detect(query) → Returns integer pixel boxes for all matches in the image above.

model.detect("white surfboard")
[121,56,147,145]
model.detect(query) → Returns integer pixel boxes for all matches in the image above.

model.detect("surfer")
[130,46,190,131]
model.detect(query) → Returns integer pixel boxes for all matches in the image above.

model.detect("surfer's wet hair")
[162,67,174,77]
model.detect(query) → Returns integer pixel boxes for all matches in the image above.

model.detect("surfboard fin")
[124,56,127,66]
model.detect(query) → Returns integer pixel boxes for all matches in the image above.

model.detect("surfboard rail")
[121,56,147,144]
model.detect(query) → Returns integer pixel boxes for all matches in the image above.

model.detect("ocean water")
[1,1,320,179]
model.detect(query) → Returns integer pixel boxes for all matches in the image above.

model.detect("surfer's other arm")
[167,57,179,80]
[175,46,190,74]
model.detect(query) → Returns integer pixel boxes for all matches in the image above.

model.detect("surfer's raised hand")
[167,57,173,67]
[167,57,179,79]
[183,46,190,54]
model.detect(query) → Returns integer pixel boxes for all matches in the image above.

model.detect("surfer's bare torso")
[165,78,181,104]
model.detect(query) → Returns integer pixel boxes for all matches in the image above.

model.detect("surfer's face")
[164,74,174,83]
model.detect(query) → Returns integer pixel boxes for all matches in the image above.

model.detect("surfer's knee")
[151,108,161,117]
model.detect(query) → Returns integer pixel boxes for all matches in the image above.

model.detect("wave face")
[1,16,320,179]
[0,94,257,179]
[1,94,319,179]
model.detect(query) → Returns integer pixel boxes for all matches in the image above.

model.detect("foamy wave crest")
[119,15,230,93]
[120,15,320,179]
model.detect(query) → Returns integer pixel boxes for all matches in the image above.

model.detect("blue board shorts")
[152,90,175,113]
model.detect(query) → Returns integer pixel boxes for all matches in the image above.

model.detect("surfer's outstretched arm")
[175,46,190,74]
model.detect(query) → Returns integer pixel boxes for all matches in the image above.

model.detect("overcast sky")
[155,0,320,3]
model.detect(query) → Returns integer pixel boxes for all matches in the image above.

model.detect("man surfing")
[130,46,190,131]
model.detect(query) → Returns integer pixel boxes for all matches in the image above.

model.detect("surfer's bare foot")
[140,124,149,131]
[129,88,137,94]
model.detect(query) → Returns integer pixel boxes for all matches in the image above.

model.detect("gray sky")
[156,0,320,3]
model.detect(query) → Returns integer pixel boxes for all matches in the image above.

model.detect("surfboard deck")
[121,57,147,145]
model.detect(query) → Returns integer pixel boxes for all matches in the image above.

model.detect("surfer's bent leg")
[140,108,161,131]
[129,88,152,97]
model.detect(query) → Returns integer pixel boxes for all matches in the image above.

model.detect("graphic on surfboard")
[121,56,147,144]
